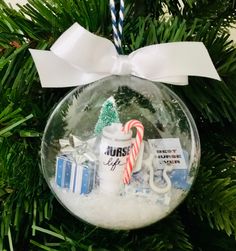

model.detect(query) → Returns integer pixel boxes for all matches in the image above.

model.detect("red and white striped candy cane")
[123,119,144,184]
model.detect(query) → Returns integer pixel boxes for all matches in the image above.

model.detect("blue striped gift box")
[80,165,95,194]
[56,155,74,189]
[55,155,95,194]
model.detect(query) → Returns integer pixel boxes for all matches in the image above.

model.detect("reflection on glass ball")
[41,76,200,230]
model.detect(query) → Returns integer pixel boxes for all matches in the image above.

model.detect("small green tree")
[94,96,120,135]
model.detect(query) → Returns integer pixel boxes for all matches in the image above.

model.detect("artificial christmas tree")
[0,0,236,250]
[95,96,120,135]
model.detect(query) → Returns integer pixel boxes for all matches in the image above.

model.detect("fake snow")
[50,179,186,230]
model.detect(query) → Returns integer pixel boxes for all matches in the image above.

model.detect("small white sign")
[148,138,187,170]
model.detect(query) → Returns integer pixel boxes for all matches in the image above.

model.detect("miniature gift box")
[55,155,76,191]
[55,134,97,194]
[168,150,190,190]
[55,155,96,194]
[169,169,189,190]
[77,161,96,194]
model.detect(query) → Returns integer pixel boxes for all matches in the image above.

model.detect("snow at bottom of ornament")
[50,178,186,230]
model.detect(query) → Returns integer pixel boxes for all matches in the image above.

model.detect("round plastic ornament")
[41,76,200,230]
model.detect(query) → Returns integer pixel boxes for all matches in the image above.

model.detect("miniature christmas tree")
[94,96,120,135]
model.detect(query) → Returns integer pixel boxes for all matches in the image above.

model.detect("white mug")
[98,123,132,195]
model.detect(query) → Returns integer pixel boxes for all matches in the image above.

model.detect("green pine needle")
[188,130,236,237]
[0,0,236,250]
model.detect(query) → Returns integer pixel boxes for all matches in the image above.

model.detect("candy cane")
[123,119,144,184]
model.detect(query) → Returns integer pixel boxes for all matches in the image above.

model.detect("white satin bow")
[30,23,220,88]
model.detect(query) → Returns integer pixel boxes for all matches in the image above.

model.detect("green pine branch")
[28,211,192,251]
[124,15,236,123]
[181,0,236,30]
[0,0,236,250]
[188,126,236,237]
[0,137,54,249]
[133,0,236,29]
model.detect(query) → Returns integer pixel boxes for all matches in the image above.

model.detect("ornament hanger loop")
[109,0,125,53]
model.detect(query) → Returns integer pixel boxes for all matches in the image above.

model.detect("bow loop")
[50,23,117,73]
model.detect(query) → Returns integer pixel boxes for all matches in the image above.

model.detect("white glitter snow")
[50,179,186,230]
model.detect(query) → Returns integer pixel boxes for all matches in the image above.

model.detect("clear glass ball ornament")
[41,76,200,230]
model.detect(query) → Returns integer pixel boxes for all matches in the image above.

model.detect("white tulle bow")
[30,23,220,88]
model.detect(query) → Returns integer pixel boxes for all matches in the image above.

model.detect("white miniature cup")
[99,123,132,195]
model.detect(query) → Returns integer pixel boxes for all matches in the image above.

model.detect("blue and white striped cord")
[109,0,124,52]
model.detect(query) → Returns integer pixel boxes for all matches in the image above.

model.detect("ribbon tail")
[30,49,109,88]
[151,76,189,85]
